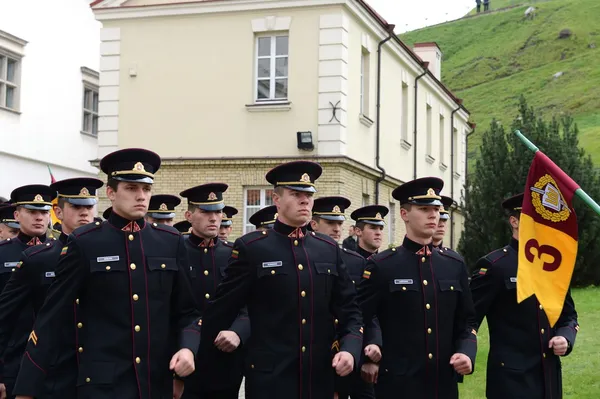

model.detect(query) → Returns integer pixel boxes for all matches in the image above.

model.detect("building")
[91,0,472,247]
[0,1,101,197]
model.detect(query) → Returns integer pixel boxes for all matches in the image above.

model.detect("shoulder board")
[371,247,398,262]
[241,230,269,245]
[221,240,233,248]
[0,238,14,247]
[150,223,179,236]
[310,232,337,247]
[24,241,56,257]
[73,221,103,237]
[341,247,364,259]
[484,246,510,264]
[437,248,464,263]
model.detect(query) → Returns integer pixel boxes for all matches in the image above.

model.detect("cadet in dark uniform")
[179,184,248,399]
[0,178,103,399]
[310,197,379,399]
[101,207,112,221]
[350,205,389,259]
[14,149,201,399]
[0,203,19,241]
[248,205,277,231]
[146,194,181,226]
[432,196,462,258]
[470,193,579,399]
[200,161,363,399]
[218,206,238,242]
[357,177,477,399]
[174,220,192,235]
[0,185,56,399]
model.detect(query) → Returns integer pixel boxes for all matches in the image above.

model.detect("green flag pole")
[514,129,600,215]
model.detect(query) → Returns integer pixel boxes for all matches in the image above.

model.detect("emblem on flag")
[362,270,371,279]
[61,246,68,256]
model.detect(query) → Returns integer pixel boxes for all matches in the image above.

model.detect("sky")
[367,0,476,32]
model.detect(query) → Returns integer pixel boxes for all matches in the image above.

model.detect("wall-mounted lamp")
[297,131,314,151]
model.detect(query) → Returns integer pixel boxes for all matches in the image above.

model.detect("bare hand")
[364,344,382,363]
[549,336,568,356]
[15,397,33,399]
[173,379,185,399]
[332,351,354,376]
[0,384,6,399]
[214,330,241,353]
[450,353,472,375]
[361,362,379,384]
[170,348,195,377]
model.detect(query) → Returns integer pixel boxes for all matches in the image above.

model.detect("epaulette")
[0,238,14,246]
[73,221,103,237]
[221,240,233,248]
[23,240,56,257]
[150,223,179,236]
[371,247,398,262]
[310,231,337,247]
[341,247,364,260]
[437,248,464,263]
[241,229,269,245]
[484,246,510,264]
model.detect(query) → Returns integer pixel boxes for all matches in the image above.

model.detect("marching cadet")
[14,149,201,399]
[0,178,103,399]
[350,205,389,259]
[179,184,248,399]
[219,205,238,242]
[101,206,112,220]
[248,205,277,231]
[0,203,19,241]
[200,161,363,399]
[310,197,380,399]
[470,193,579,399]
[174,220,192,235]
[357,177,477,399]
[432,196,462,257]
[146,194,181,226]
[0,185,56,399]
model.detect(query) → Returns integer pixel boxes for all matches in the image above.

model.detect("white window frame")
[401,82,409,143]
[362,194,370,207]
[426,104,433,159]
[243,187,275,234]
[255,34,289,102]
[81,67,99,137]
[388,202,396,244]
[360,47,370,116]
[0,52,22,112]
[439,114,446,165]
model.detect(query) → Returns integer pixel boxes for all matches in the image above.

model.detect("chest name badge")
[510,277,517,283]
[394,279,413,285]
[97,256,120,263]
[45,272,56,278]
[262,261,283,268]
[4,262,19,268]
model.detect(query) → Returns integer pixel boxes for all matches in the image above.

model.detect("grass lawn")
[459,286,600,398]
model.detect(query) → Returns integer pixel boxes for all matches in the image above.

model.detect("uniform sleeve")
[555,289,578,356]
[14,237,87,398]
[0,253,35,382]
[331,247,363,364]
[172,235,202,355]
[228,307,251,344]
[469,256,503,329]
[453,262,477,373]
[356,259,384,336]
[364,317,382,348]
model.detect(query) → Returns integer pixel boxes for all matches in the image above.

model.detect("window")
[453,127,460,173]
[362,194,370,207]
[388,202,396,244]
[0,54,20,111]
[244,187,274,233]
[426,104,433,157]
[82,87,99,136]
[439,114,446,165]
[256,35,288,101]
[360,48,370,116]
[401,82,409,143]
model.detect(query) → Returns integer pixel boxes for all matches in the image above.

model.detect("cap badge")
[159,203,168,211]
[79,187,90,196]
[375,212,382,219]
[133,162,145,172]
[34,194,44,202]
[332,205,341,214]
[440,205,445,212]
[208,192,217,201]
[427,188,436,196]
[300,173,311,183]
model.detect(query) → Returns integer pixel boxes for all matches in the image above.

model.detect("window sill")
[359,114,374,128]
[400,139,412,150]
[439,162,448,171]
[453,172,461,180]
[246,101,291,112]
[425,154,435,164]
[0,105,21,115]
[80,131,98,139]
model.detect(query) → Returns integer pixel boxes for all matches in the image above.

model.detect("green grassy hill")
[401,0,600,164]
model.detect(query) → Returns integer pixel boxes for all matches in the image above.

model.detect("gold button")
[301,291,306,297]
[541,329,545,334]
[327,269,331,273]
[105,266,111,271]
[426,304,431,310]
[77,322,83,328]
[271,270,276,275]
[153,223,157,227]
[204,270,209,276]
[428,353,433,359]
[402,286,407,291]
[298,264,303,270]
[135,325,141,332]
[161,264,166,269]
[302,346,306,353]
[450,286,454,291]
[86,377,91,383]
[421,257,426,263]
[503,248,507,252]
[12,268,15,272]
[76,298,80,305]
[133,294,139,301]
[251,364,255,369]
[46,243,50,246]
[262,231,267,235]
[543,353,546,358]
[78,347,84,353]
[129,234,134,241]
[427,328,432,334]
[501,362,505,367]
[334,319,339,325]
[302,319,306,325]
[294,240,298,246]
[130,263,136,270]
[95,222,100,226]
[352,280,355,284]
[205,293,210,299]
[204,248,208,254]
[135,357,141,364]
[539,304,543,310]
[423,280,428,286]
[392,248,396,252]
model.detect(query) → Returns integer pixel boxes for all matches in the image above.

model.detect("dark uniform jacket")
[357,236,477,399]
[0,233,77,399]
[200,220,364,399]
[14,214,201,399]
[184,233,249,392]
[0,232,46,392]
[471,238,579,399]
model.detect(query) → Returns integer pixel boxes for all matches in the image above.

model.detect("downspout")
[449,103,461,247]
[465,123,476,203]
[413,67,428,179]
[374,24,395,204]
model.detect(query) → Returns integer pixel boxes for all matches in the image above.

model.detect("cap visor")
[283,185,317,193]
[318,215,346,221]
[363,220,385,226]
[67,198,98,206]
[22,204,52,211]
[221,220,233,227]
[149,212,176,219]
[196,203,226,212]
[113,176,154,184]
[439,214,450,220]
[408,199,443,206]
[6,222,20,229]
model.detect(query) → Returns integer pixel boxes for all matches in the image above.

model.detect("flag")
[47,166,60,227]
[517,151,579,327]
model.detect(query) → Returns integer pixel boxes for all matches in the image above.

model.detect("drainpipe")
[449,103,461,247]
[465,123,476,204]
[374,24,395,204]
[413,67,428,180]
